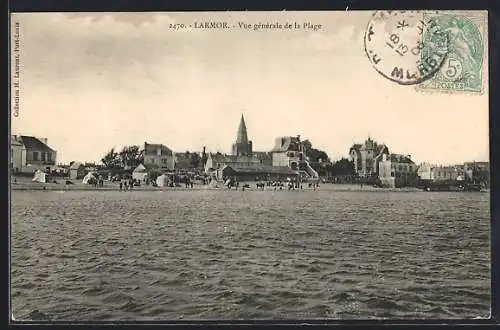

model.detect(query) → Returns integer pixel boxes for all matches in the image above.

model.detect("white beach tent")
[82,172,97,184]
[156,174,169,187]
[32,170,46,183]
[132,164,148,182]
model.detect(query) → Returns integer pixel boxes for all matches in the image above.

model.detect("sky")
[10,11,489,165]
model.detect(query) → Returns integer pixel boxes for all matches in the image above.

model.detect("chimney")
[407,154,411,160]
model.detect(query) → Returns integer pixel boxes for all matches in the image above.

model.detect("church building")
[232,115,253,156]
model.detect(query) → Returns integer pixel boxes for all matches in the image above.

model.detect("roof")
[222,164,298,175]
[19,136,55,152]
[210,154,263,164]
[271,136,301,152]
[133,164,147,172]
[236,115,249,144]
[349,144,362,153]
[389,154,414,164]
[350,139,388,154]
[253,151,272,160]
[11,135,23,146]
[143,142,173,156]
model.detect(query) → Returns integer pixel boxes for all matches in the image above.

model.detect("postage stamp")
[364,11,449,86]
[416,12,487,94]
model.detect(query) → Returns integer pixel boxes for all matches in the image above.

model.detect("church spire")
[236,114,248,144]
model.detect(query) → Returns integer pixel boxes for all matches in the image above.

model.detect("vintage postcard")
[10,11,490,321]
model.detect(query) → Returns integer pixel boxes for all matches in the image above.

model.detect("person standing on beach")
[119,181,123,191]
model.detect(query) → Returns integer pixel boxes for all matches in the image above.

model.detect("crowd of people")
[223,176,320,191]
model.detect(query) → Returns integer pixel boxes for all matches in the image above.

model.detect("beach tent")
[82,172,97,184]
[132,164,148,182]
[32,170,46,183]
[156,174,169,187]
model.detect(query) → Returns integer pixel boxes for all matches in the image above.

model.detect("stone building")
[349,137,389,178]
[142,142,175,171]
[417,163,460,182]
[378,153,418,187]
[270,135,319,180]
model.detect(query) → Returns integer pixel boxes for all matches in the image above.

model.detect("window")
[151,158,155,164]
[47,153,52,162]
[33,151,39,161]
[41,152,46,161]
[162,158,167,164]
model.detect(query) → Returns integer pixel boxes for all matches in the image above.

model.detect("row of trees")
[101,146,143,170]
[302,139,355,176]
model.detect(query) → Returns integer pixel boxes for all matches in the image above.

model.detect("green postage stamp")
[417,11,487,94]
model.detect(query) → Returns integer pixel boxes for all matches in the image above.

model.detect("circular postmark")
[364,11,449,85]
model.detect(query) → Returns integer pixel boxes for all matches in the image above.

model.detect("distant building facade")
[270,135,319,180]
[463,161,490,185]
[143,142,175,171]
[417,164,460,182]
[349,137,389,178]
[11,135,57,174]
[271,135,304,169]
[378,153,418,187]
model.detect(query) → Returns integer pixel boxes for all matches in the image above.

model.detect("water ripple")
[11,189,490,320]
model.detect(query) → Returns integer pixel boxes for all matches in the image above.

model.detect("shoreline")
[11,180,489,193]
[10,182,442,193]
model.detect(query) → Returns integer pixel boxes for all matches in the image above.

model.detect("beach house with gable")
[10,135,57,174]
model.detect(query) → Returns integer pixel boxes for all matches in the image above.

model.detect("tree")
[301,139,329,163]
[119,145,143,169]
[101,148,121,169]
[302,139,312,153]
[190,153,201,168]
[330,158,355,175]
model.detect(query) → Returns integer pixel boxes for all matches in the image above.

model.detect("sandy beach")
[11,176,425,193]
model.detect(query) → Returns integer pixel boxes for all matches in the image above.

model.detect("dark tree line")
[101,145,143,170]
[302,139,355,176]
[101,146,207,170]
